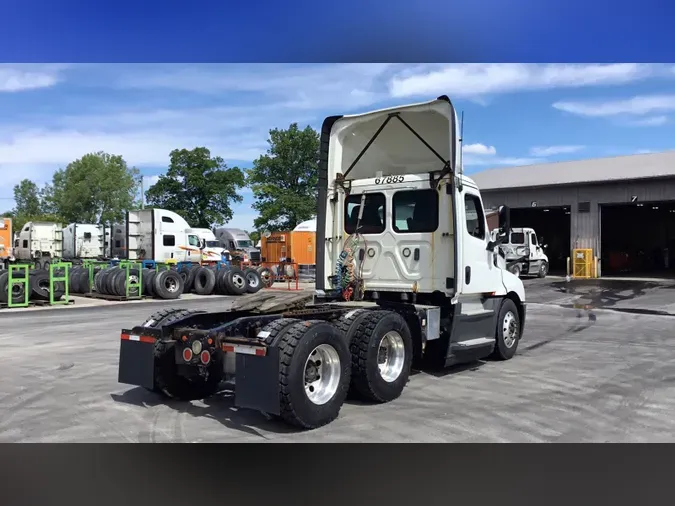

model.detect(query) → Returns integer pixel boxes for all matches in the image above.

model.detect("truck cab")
[185,227,225,263]
[502,227,549,278]
[213,227,261,264]
[315,96,525,365]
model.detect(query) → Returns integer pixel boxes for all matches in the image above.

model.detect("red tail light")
[182,348,193,362]
[200,350,211,365]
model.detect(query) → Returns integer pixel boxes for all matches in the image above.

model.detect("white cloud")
[142,175,160,188]
[0,64,66,92]
[493,157,544,166]
[461,143,544,168]
[626,115,668,127]
[552,94,675,117]
[463,143,496,156]
[0,126,270,171]
[106,63,396,111]
[389,64,659,98]
[529,145,585,156]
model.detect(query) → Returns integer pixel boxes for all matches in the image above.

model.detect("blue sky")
[2,63,675,231]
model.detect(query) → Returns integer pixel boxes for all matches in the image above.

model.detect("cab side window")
[531,233,538,246]
[188,235,200,247]
[464,194,486,240]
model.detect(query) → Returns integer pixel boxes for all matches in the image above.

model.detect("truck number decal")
[374,175,404,185]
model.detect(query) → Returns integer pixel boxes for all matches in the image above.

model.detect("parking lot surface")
[3,293,675,442]
[524,276,675,315]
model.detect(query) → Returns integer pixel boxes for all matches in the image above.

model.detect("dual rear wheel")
[265,310,414,429]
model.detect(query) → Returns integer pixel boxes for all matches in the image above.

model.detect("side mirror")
[199,239,206,249]
[498,205,511,235]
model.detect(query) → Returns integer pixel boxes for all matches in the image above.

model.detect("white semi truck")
[117,96,526,430]
[502,227,549,278]
[62,223,105,260]
[213,227,261,264]
[13,221,63,269]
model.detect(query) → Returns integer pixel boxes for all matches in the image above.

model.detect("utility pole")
[140,176,145,209]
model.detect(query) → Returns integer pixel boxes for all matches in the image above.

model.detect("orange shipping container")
[261,231,316,266]
[0,218,12,260]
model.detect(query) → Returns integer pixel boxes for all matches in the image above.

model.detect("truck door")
[461,186,503,295]
[186,234,201,262]
[528,230,543,272]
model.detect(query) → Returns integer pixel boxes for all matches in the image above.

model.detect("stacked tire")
[68,264,184,300]
[29,267,67,301]
[0,267,68,304]
[178,264,265,296]
[68,265,102,294]
[140,268,184,300]
[0,269,29,305]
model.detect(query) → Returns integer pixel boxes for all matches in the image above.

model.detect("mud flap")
[118,339,156,390]
[234,347,281,416]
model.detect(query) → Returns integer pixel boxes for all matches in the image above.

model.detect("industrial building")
[471,151,675,277]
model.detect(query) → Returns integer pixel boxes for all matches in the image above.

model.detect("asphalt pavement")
[523,276,675,316]
[2,294,675,442]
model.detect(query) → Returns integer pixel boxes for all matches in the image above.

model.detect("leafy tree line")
[3,122,320,236]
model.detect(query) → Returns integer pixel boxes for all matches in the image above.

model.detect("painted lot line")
[1,302,675,442]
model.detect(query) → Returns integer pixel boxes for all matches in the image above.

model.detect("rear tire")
[184,265,200,292]
[193,266,216,295]
[215,268,231,294]
[258,318,301,346]
[349,310,413,403]
[490,298,521,360]
[0,271,28,304]
[510,263,521,277]
[224,268,247,295]
[153,269,184,299]
[277,320,351,429]
[77,269,92,294]
[244,268,263,293]
[258,267,273,288]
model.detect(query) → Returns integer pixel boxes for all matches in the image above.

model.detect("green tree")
[247,123,320,231]
[47,152,140,224]
[248,230,260,245]
[145,147,245,228]
[12,179,43,217]
[8,179,62,231]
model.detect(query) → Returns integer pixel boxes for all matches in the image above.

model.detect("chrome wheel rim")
[304,344,341,405]
[377,331,406,382]
[502,311,519,348]
[165,277,178,292]
[232,273,246,289]
[246,273,259,288]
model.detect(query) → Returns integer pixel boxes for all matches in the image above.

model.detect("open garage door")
[510,206,571,274]
[601,201,675,276]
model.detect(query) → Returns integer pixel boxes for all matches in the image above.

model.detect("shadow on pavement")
[111,385,301,438]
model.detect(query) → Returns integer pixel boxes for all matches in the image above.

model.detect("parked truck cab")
[14,221,63,268]
[213,227,261,264]
[502,227,549,278]
[118,96,527,430]
[185,227,225,263]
